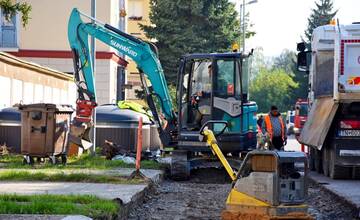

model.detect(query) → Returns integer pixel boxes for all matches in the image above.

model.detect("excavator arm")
[68,8,176,144]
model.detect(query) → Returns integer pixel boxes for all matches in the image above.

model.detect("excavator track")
[170,150,190,180]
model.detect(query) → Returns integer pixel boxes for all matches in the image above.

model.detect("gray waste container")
[95,104,155,152]
[0,107,21,153]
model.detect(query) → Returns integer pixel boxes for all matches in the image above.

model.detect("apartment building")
[126,0,152,100]
[0,0,127,106]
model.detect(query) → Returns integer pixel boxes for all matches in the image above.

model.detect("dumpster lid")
[19,103,74,113]
[0,107,21,122]
[96,104,152,124]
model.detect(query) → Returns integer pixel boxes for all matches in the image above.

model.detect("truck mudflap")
[299,97,338,150]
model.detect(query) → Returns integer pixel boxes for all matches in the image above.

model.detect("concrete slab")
[0,181,146,204]
[309,171,360,217]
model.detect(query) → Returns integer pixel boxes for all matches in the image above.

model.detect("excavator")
[68,9,313,219]
[68,8,258,179]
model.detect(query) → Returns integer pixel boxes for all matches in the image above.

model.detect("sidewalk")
[0,168,163,219]
[309,171,360,217]
[0,168,162,203]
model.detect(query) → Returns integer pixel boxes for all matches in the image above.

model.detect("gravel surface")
[307,182,358,220]
[129,169,358,220]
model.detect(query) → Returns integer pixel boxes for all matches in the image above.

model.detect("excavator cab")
[176,53,257,154]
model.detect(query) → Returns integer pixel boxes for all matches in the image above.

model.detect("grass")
[0,194,119,219]
[0,170,144,184]
[0,153,163,170]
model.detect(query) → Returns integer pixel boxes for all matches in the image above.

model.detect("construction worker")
[257,115,264,129]
[262,105,287,150]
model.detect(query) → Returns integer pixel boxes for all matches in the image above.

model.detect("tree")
[250,47,271,80]
[249,68,298,113]
[0,0,31,27]
[272,49,308,101]
[304,0,337,43]
[142,0,255,84]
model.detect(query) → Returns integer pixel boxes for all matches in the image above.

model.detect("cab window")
[214,59,241,98]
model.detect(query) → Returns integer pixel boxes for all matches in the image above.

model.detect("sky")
[231,0,360,57]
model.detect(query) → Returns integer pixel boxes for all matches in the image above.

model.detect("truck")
[297,22,360,179]
[293,99,308,138]
[68,8,258,179]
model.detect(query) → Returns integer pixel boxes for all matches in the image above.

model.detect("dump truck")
[293,99,308,138]
[297,22,360,179]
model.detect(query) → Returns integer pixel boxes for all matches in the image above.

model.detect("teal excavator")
[68,8,258,179]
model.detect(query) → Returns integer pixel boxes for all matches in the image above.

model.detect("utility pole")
[239,3,242,49]
[242,0,245,53]
[117,0,126,101]
[91,0,96,155]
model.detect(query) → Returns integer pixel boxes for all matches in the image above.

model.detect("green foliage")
[142,0,254,84]
[250,68,298,113]
[0,0,31,27]
[304,0,337,43]
[0,194,119,219]
[0,153,162,170]
[135,83,178,113]
[272,49,308,100]
[0,170,144,184]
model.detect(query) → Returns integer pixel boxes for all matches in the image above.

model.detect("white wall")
[22,57,119,106]
[0,75,75,109]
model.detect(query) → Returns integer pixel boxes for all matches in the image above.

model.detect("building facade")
[0,52,75,108]
[0,0,128,106]
[126,0,152,100]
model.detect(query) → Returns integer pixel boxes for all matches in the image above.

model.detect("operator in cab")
[262,106,287,150]
[193,64,212,97]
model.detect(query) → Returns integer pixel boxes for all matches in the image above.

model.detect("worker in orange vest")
[262,105,287,150]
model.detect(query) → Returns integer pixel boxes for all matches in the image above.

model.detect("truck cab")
[297,23,360,179]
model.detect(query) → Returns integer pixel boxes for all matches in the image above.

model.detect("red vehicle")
[294,99,308,138]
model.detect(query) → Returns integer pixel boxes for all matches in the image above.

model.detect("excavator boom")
[68,8,176,122]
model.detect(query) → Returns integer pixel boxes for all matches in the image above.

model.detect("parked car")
[286,110,295,135]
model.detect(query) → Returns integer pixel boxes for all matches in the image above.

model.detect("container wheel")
[329,148,351,179]
[61,154,67,165]
[23,156,34,165]
[49,156,57,165]
[322,147,329,177]
[170,150,190,180]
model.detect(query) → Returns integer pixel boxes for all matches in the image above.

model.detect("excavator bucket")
[69,121,93,151]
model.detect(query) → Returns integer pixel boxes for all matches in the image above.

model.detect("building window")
[0,10,18,49]
[128,0,143,20]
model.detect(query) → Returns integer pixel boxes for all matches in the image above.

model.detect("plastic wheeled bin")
[19,103,73,165]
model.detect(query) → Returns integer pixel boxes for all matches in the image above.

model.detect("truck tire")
[329,148,351,179]
[170,150,190,180]
[309,147,316,171]
[314,149,322,173]
[353,167,360,179]
[322,147,329,177]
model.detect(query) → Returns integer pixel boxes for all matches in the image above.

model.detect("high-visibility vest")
[264,114,285,140]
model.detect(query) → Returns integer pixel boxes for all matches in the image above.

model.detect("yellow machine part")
[222,189,313,220]
[203,129,237,181]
